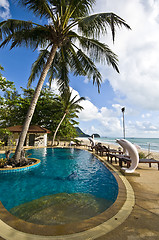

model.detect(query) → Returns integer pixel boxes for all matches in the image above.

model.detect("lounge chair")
[107,153,129,164]
[118,157,159,170]
[94,144,108,156]
[106,147,124,163]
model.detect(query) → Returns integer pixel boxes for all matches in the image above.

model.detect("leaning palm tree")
[0,0,130,162]
[52,88,85,145]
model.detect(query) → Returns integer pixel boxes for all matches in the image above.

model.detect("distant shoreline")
[76,137,159,165]
[77,136,159,152]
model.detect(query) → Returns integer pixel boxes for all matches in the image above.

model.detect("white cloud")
[142,113,151,118]
[0,0,11,19]
[92,0,159,111]
[133,121,158,131]
[77,93,123,136]
[47,80,60,95]
[48,81,159,137]
[47,1,159,137]
[79,100,101,121]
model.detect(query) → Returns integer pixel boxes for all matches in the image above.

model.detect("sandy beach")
[77,137,159,169]
[0,139,159,240]
[1,138,159,170]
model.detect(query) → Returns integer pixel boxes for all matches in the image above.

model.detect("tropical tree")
[0,68,19,128]
[52,88,85,145]
[0,66,16,92]
[0,128,12,146]
[0,84,80,140]
[0,0,130,162]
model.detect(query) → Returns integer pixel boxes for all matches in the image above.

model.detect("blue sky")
[1,0,159,138]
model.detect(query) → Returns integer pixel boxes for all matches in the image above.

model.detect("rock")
[91,134,100,138]
[5,165,12,168]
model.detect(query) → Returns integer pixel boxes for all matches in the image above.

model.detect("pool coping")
[0,158,41,173]
[0,147,135,240]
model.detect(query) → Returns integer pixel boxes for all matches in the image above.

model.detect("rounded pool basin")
[0,148,118,225]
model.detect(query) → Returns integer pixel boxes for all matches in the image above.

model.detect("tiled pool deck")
[0,147,158,239]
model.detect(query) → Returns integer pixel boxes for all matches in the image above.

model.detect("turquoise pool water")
[0,148,118,212]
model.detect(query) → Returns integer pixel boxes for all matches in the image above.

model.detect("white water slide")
[116,139,139,173]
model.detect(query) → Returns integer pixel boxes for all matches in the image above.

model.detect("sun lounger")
[95,145,108,156]
[107,153,129,164]
[118,157,159,170]
[139,159,159,170]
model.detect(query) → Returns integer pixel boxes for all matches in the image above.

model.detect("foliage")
[0,140,4,147]
[0,1,130,161]
[0,158,7,167]
[139,152,146,159]
[0,128,12,146]
[52,88,85,144]
[0,65,16,92]
[0,2,130,91]
[56,120,78,141]
[0,83,81,140]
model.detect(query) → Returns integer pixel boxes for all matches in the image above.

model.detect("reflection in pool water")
[0,148,118,224]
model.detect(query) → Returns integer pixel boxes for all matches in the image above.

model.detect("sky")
[1,0,159,138]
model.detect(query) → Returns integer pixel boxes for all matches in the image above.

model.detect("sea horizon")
[80,137,159,152]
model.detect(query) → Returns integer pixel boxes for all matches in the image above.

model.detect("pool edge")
[0,158,41,173]
[0,147,135,240]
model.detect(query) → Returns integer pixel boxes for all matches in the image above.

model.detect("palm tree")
[52,88,85,145]
[0,0,130,162]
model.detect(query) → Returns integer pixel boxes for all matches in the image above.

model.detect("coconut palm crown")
[52,88,85,145]
[0,0,131,162]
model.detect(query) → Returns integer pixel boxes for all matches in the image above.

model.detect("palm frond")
[43,41,86,91]
[60,89,85,113]
[70,47,102,92]
[47,64,58,88]
[49,0,95,18]
[70,95,85,106]
[0,20,50,50]
[78,12,131,41]
[68,0,95,18]
[54,48,70,93]
[56,63,69,93]
[0,21,7,40]
[64,41,86,76]
[18,0,55,21]
[0,19,33,37]
[77,35,119,72]
[28,49,49,88]
[12,27,52,50]
[0,34,14,48]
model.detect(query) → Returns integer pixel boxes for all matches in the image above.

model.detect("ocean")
[93,137,159,152]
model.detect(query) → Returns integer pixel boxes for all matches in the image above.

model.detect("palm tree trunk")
[14,45,58,162]
[52,112,67,146]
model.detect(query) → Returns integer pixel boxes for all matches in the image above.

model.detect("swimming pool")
[0,148,118,224]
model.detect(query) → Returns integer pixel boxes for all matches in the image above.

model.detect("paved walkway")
[0,151,159,240]
[96,160,159,240]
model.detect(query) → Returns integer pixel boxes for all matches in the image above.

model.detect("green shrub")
[139,152,146,159]
[0,158,7,168]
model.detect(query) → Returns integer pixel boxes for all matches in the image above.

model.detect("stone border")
[0,158,41,173]
[0,149,135,240]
